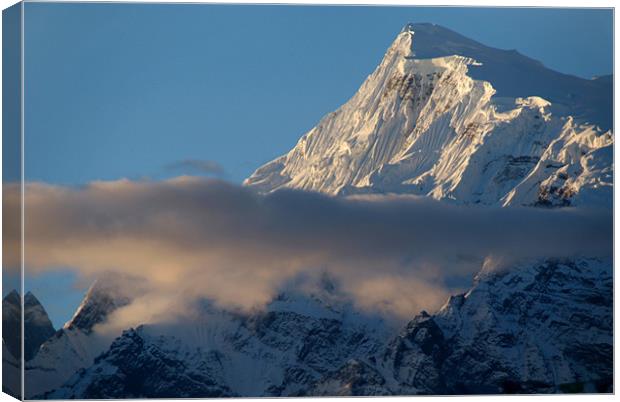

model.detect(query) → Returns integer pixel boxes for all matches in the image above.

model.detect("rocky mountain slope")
[24,278,133,398]
[245,24,612,208]
[36,257,613,397]
[40,279,392,399]
[308,258,612,395]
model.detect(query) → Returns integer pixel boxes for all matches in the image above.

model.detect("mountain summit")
[245,23,612,207]
[402,23,612,130]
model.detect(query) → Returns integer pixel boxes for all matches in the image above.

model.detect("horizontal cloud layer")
[5,177,612,325]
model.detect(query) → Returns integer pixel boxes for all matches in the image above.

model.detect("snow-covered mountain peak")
[375,23,481,80]
[400,22,416,33]
[387,24,415,59]
[245,24,612,207]
[25,275,139,398]
[63,275,138,333]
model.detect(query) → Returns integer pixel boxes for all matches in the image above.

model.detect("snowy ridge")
[43,277,392,398]
[38,257,612,397]
[401,23,612,131]
[64,277,132,333]
[25,276,136,398]
[245,24,613,208]
[308,258,612,395]
[3,340,21,399]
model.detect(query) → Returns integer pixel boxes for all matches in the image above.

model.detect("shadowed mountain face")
[3,290,21,361]
[24,292,56,361]
[3,291,22,399]
[406,23,612,130]
[3,290,56,399]
[3,290,56,362]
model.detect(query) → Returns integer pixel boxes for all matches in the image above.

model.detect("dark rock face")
[3,290,57,362]
[307,360,392,396]
[381,311,448,394]
[3,290,56,398]
[244,311,372,365]
[241,309,384,396]
[24,292,56,361]
[378,258,613,395]
[45,329,234,399]
[66,282,131,334]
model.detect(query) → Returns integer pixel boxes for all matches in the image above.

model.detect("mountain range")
[3,23,613,398]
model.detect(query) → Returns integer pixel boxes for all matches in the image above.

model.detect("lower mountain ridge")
[313,258,612,395]
[36,257,612,398]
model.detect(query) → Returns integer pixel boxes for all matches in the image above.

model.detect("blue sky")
[24,4,612,186]
[19,4,613,328]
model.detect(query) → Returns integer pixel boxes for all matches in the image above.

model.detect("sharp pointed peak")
[7,289,19,297]
[3,289,20,304]
[400,22,443,33]
[24,291,42,306]
[400,22,416,34]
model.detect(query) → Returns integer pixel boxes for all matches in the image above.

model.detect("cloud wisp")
[165,159,225,176]
[5,177,612,326]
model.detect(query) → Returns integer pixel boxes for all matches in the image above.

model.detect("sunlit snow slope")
[245,24,612,208]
